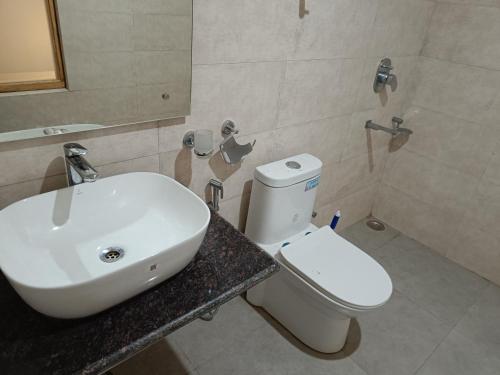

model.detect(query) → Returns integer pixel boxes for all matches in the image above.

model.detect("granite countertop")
[0,212,279,375]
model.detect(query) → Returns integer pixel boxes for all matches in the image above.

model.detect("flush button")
[286,161,301,169]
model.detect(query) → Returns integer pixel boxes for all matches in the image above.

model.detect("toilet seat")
[279,226,393,310]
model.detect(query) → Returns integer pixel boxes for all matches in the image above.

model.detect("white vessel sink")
[0,173,211,319]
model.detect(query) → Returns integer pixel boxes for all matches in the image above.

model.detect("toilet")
[245,153,393,353]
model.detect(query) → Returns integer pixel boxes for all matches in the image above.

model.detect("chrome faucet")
[208,179,223,211]
[63,143,99,186]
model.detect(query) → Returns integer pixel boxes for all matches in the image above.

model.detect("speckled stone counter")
[0,212,279,375]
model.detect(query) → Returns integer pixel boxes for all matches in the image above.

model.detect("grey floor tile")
[416,330,500,375]
[169,295,266,368]
[375,235,489,325]
[110,337,195,375]
[339,217,399,254]
[345,291,452,375]
[196,315,367,375]
[454,284,500,350]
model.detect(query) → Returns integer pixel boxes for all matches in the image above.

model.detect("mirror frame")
[0,0,66,93]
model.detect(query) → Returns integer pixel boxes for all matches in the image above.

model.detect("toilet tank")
[246,154,322,245]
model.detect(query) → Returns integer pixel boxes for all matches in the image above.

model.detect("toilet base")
[247,266,351,353]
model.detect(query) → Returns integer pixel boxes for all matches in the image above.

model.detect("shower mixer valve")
[373,58,398,93]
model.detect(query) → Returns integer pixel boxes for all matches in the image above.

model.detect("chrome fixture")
[63,143,99,186]
[208,179,224,212]
[221,120,239,137]
[43,127,68,136]
[219,120,256,165]
[373,58,397,93]
[365,117,413,136]
[299,0,310,18]
[366,218,386,232]
[183,130,214,157]
[99,247,125,263]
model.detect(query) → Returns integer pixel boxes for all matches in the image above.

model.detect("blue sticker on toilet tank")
[305,176,320,191]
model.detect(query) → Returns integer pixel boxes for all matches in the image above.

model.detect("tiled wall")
[0,0,192,133]
[0,0,434,235]
[374,1,500,285]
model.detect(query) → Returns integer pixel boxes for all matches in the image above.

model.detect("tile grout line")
[411,283,491,375]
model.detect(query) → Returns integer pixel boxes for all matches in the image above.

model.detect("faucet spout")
[208,179,224,211]
[63,143,99,186]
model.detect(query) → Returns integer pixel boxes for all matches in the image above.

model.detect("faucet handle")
[64,143,88,157]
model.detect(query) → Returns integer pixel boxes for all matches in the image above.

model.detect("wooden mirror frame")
[0,0,66,93]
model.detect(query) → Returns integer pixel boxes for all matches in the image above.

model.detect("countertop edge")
[83,262,279,375]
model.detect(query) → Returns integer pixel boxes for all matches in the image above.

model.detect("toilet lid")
[279,226,393,310]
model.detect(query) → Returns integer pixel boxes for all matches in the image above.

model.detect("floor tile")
[375,235,489,325]
[197,314,367,375]
[416,330,500,375]
[339,217,399,254]
[345,291,451,375]
[111,337,195,375]
[454,284,500,350]
[168,296,266,368]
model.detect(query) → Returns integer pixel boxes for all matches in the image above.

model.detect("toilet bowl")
[245,154,393,353]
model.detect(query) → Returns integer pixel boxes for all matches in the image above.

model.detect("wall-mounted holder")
[219,120,256,165]
[373,58,398,93]
[183,129,214,157]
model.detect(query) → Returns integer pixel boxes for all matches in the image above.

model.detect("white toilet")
[245,153,393,353]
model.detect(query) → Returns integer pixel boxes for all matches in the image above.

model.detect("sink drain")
[99,247,125,263]
[366,218,386,231]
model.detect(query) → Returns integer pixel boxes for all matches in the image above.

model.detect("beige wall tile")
[137,83,190,118]
[134,51,191,85]
[98,155,160,178]
[192,0,296,64]
[278,59,364,127]
[58,10,133,52]
[59,0,132,13]
[383,149,478,212]
[188,62,284,136]
[402,107,498,178]
[447,222,500,286]
[369,0,435,57]
[273,116,350,165]
[133,14,191,51]
[413,57,500,123]
[422,3,500,70]
[324,150,387,203]
[218,194,252,232]
[130,0,192,15]
[289,0,378,60]
[65,51,136,90]
[462,177,500,236]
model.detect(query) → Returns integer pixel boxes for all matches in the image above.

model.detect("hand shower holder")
[219,120,256,165]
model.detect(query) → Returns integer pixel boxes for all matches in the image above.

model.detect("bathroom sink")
[0,173,211,319]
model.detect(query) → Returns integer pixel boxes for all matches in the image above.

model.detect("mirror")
[0,0,192,142]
